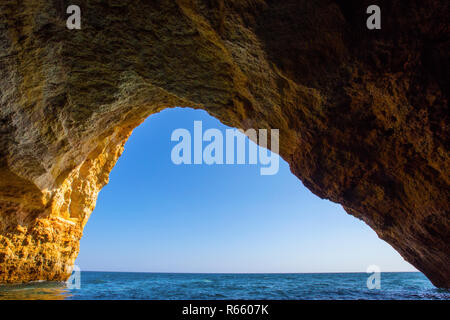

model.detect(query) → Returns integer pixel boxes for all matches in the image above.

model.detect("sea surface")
[0,272,448,300]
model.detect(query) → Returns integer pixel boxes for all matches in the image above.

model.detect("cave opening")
[74,107,415,274]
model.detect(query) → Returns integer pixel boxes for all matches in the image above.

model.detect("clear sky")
[75,107,416,273]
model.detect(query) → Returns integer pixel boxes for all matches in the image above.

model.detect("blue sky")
[75,107,416,273]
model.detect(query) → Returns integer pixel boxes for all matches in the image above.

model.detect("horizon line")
[79,270,420,274]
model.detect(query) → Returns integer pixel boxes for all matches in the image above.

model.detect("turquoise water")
[0,272,448,300]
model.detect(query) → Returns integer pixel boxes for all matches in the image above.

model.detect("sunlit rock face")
[0,0,448,287]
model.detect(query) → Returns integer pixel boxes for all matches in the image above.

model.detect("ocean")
[0,272,448,300]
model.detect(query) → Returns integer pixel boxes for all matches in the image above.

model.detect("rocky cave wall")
[0,0,449,287]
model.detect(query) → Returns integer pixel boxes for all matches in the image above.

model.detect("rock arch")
[0,0,448,287]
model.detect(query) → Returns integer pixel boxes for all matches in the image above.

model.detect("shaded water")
[0,272,448,300]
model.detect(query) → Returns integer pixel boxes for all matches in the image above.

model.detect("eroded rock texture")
[0,0,448,287]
